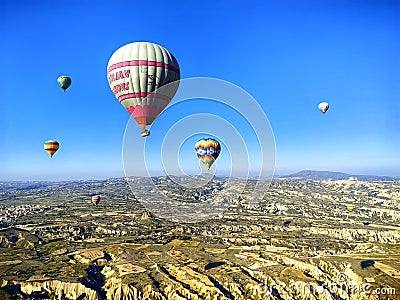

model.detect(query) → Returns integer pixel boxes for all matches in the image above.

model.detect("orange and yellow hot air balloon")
[44,140,59,158]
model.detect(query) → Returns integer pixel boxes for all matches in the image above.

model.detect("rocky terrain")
[0,175,399,299]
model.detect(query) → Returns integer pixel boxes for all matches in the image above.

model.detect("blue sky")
[1,0,399,180]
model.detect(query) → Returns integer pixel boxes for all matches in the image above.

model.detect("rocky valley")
[0,176,399,299]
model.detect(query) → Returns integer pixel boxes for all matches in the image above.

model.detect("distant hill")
[281,170,395,181]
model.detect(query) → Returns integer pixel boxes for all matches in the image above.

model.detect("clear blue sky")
[1,0,399,180]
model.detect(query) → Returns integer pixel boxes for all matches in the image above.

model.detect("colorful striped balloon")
[92,195,101,206]
[195,138,221,170]
[44,140,59,158]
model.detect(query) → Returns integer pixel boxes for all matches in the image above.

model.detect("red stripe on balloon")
[108,60,180,74]
[118,93,172,103]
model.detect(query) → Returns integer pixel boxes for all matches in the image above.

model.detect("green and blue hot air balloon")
[57,75,72,92]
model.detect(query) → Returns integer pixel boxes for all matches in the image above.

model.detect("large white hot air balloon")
[318,102,329,114]
[107,42,180,137]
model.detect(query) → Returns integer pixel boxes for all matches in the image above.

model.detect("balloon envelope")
[57,76,72,92]
[44,140,59,157]
[318,102,329,114]
[92,195,101,206]
[347,204,355,211]
[195,138,221,170]
[107,42,180,135]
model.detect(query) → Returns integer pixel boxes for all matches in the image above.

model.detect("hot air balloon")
[318,102,329,114]
[92,195,101,206]
[44,140,59,158]
[107,42,180,137]
[347,204,355,212]
[57,76,72,92]
[195,138,221,170]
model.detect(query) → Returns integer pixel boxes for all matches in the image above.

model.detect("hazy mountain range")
[279,170,397,181]
[0,170,398,185]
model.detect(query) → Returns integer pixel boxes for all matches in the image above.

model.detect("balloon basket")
[141,130,150,137]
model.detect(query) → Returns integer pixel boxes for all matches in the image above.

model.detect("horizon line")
[0,169,399,183]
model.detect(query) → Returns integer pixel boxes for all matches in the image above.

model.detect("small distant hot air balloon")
[92,195,101,206]
[318,102,329,114]
[107,42,180,137]
[195,138,221,170]
[347,204,355,212]
[44,140,59,158]
[57,76,72,92]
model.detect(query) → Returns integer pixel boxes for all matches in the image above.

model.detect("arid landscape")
[2,0,399,299]
[0,173,399,299]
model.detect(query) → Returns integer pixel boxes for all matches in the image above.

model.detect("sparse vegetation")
[0,177,399,299]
